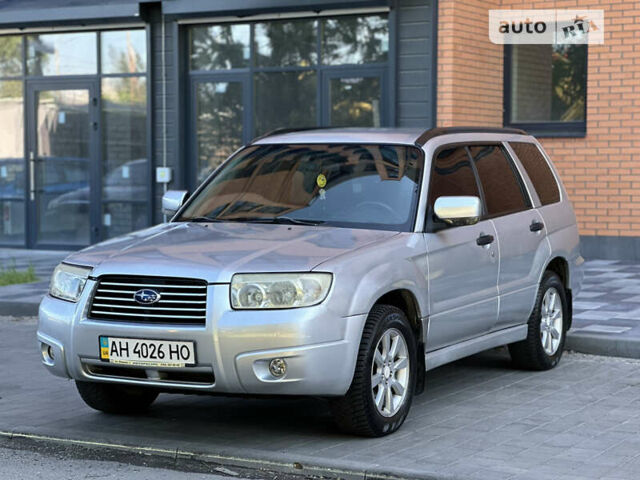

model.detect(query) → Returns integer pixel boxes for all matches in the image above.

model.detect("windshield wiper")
[183,216,324,226]
[182,216,228,223]
[242,216,325,226]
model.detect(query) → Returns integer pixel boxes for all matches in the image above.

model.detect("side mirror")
[433,196,482,227]
[162,190,189,217]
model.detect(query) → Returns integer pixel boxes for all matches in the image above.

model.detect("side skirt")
[425,325,527,371]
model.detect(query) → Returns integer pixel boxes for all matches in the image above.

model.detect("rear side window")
[428,147,481,208]
[469,145,529,218]
[510,142,560,205]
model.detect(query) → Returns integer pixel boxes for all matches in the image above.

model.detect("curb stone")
[566,330,640,359]
[0,431,450,480]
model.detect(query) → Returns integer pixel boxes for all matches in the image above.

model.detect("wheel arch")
[372,288,426,394]
[543,256,572,329]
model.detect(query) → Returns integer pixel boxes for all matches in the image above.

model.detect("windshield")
[178,143,424,232]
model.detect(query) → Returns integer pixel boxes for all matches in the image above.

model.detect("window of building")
[510,142,560,206]
[0,28,149,247]
[188,13,390,184]
[505,44,587,137]
[27,32,98,76]
[0,36,24,245]
[469,145,529,218]
[100,30,149,239]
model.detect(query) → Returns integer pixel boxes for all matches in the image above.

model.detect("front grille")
[89,275,207,325]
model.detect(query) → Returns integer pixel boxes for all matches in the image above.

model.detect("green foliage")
[0,263,38,287]
[552,44,587,121]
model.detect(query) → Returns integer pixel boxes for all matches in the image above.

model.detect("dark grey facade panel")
[0,0,143,27]
[163,0,389,17]
[148,4,180,223]
[396,0,436,128]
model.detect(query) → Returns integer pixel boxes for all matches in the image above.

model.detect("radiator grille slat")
[89,275,208,325]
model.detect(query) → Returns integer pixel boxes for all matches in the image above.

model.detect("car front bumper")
[37,280,366,396]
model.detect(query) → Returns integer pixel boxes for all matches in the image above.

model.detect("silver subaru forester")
[38,127,583,436]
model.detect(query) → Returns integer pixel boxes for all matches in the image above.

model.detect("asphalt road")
[0,444,243,480]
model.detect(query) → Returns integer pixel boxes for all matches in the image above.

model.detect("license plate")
[99,336,196,367]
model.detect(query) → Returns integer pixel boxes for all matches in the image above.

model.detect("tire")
[509,271,568,370]
[330,304,417,437]
[75,381,159,414]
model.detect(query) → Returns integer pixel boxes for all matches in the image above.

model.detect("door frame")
[188,72,251,191]
[26,78,100,249]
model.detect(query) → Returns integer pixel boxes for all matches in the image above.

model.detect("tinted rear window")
[510,142,560,206]
[469,145,529,217]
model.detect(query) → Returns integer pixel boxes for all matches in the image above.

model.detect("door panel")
[493,210,550,330]
[425,221,499,351]
[30,86,96,247]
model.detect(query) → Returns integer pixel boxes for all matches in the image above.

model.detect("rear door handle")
[476,234,495,246]
[530,221,545,232]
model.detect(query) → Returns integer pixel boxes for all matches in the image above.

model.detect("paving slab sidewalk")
[1,248,640,359]
[2,318,640,480]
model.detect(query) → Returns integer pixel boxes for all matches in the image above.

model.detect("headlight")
[50,263,92,302]
[231,273,332,309]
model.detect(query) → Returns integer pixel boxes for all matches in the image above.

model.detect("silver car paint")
[424,218,499,351]
[38,128,583,397]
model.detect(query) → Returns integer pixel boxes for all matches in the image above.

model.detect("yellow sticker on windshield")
[316,174,327,188]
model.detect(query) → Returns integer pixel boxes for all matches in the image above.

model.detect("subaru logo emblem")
[133,289,161,305]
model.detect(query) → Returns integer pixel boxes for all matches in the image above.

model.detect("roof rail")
[250,126,336,144]
[415,127,528,146]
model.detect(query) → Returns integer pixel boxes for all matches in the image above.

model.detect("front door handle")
[476,234,495,246]
[530,221,545,232]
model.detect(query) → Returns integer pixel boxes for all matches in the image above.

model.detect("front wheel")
[509,271,568,370]
[76,381,159,414]
[330,304,417,437]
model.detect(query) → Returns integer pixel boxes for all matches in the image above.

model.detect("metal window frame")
[0,27,152,249]
[182,10,394,191]
[503,43,588,138]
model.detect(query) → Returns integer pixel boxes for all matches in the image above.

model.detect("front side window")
[469,145,529,217]
[506,44,586,136]
[179,144,423,232]
[427,147,480,209]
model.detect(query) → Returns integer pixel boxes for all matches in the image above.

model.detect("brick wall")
[437,0,640,250]
[437,0,503,127]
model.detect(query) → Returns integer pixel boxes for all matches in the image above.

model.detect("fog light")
[47,345,55,360]
[269,358,287,377]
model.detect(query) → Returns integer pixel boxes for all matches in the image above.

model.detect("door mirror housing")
[162,190,189,217]
[433,196,482,227]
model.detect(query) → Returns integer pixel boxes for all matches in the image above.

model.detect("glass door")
[190,75,249,187]
[322,69,387,127]
[27,82,99,247]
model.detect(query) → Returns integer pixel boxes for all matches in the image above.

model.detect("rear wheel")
[509,271,568,370]
[330,304,417,437]
[76,381,158,414]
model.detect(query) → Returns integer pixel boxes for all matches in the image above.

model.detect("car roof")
[251,126,530,146]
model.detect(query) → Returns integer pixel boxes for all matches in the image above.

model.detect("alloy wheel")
[371,328,410,417]
[540,287,563,356]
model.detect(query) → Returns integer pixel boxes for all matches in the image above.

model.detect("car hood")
[66,222,399,283]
